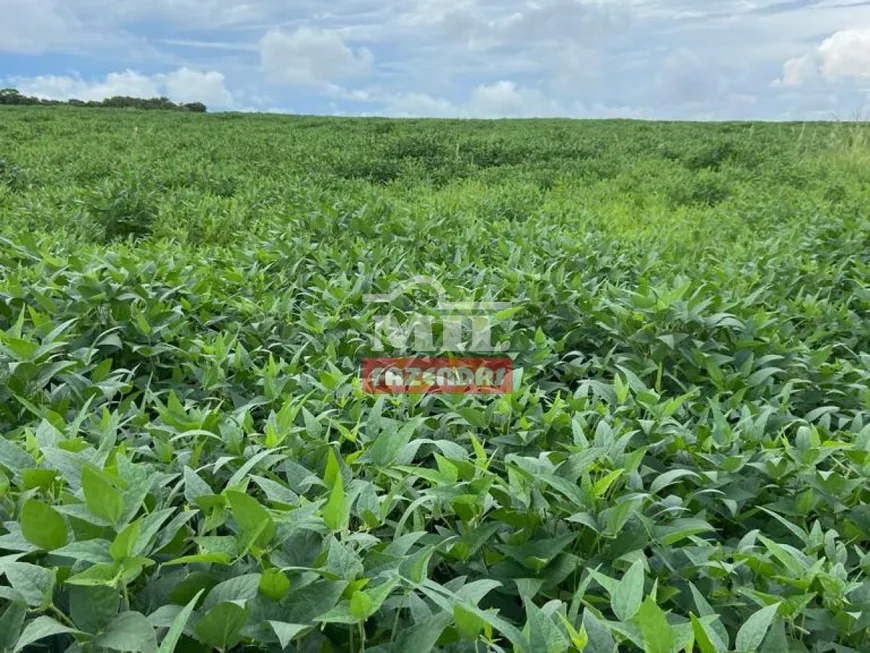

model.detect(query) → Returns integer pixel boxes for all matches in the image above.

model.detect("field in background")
[1,106,870,652]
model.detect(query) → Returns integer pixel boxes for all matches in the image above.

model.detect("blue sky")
[2,0,870,118]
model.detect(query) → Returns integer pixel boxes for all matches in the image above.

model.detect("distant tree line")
[0,88,207,113]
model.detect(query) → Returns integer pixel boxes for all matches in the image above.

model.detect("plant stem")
[50,605,77,629]
[390,594,406,643]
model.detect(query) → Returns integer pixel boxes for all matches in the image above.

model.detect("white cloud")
[774,54,818,87]
[398,0,474,27]
[383,80,570,118]
[235,106,292,114]
[65,0,271,30]
[0,0,209,57]
[397,0,481,46]
[819,29,870,80]
[469,80,568,117]
[0,0,75,53]
[389,0,635,107]
[259,27,373,86]
[497,0,630,46]
[159,39,258,53]
[385,92,457,117]
[8,67,234,108]
[396,0,629,49]
[323,84,372,101]
[381,80,655,119]
[163,67,234,106]
[13,70,161,102]
[775,28,870,87]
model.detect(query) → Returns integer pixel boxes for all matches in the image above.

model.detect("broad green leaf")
[82,466,124,525]
[394,612,452,653]
[593,469,623,498]
[366,577,400,613]
[70,585,120,633]
[747,367,783,387]
[688,583,729,646]
[21,468,58,491]
[735,604,780,653]
[457,408,487,429]
[368,417,424,466]
[453,604,485,641]
[589,571,619,597]
[399,544,435,584]
[132,508,176,557]
[268,622,310,649]
[20,499,67,550]
[649,469,698,494]
[324,536,364,581]
[118,555,153,585]
[316,601,357,625]
[183,467,211,503]
[323,469,348,531]
[759,618,788,653]
[0,561,55,608]
[456,579,502,605]
[200,573,261,612]
[157,590,204,653]
[557,613,588,651]
[0,437,36,473]
[110,519,141,561]
[194,602,249,650]
[0,602,27,652]
[324,447,342,489]
[94,612,158,653]
[54,539,114,564]
[226,449,283,489]
[225,490,275,547]
[604,499,638,537]
[14,616,87,652]
[349,590,374,620]
[162,552,232,567]
[635,597,674,653]
[169,573,216,606]
[654,518,716,546]
[757,535,807,576]
[691,614,727,653]
[282,580,348,623]
[65,562,118,586]
[611,559,644,621]
[522,599,568,653]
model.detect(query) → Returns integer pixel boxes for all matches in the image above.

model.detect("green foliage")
[86,180,158,242]
[0,88,207,112]
[20,499,67,550]
[1,106,870,652]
